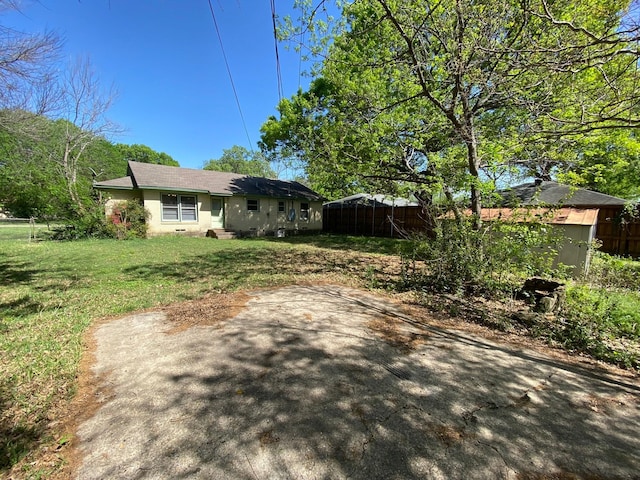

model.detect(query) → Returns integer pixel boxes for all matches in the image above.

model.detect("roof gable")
[500,181,627,207]
[95,161,323,201]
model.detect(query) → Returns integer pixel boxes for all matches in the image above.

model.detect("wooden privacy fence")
[595,207,640,257]
[324,203,640,257]
[323,203,428,238]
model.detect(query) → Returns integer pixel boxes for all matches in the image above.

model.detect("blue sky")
[6,1,315,171]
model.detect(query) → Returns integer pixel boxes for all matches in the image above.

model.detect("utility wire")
[298,27,304,90]
[207,0,254,151]
[270,0,284,102]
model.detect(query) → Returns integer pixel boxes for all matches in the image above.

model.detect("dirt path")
[74,285,640,479]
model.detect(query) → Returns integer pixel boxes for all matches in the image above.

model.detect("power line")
[206,0,254,151]
[270,0,284,102]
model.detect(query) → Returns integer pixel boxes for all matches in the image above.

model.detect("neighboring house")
[323,193,424,237]
[498,180,639,256]
[94,161,324,237]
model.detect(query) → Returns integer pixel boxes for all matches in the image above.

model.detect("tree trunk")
[462,110,482,230]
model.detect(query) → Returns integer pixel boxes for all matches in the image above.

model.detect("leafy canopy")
[204,145,276,178]
[263,0,640,209]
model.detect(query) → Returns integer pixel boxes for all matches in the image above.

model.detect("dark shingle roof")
[500,181,627,207]
[93,176,134,189]
[94,161,324,201]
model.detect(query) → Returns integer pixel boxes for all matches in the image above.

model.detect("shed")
[499,181,639,256]
[479,207,599,277]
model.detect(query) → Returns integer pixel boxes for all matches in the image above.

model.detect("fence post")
[29,217,36,242]
[390,202,395,237]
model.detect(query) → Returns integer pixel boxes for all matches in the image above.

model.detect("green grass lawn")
[0,231,399,477]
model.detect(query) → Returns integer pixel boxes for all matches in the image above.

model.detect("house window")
[300,202,309,221]
[162,194,198,222]
[247,199,259,211]
[278,201,285,213]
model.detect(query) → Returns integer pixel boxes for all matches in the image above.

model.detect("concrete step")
[207,229,237,240]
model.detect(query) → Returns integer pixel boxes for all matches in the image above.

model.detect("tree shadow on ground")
[0,258,40,286]
[0,252,81,293]
[76,285,640,480]
[0,382,44,470]
[122,247,379,291]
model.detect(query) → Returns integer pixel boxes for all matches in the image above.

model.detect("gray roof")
[499,181,628,207]
[324,193,419,208]
[94,161,323,201]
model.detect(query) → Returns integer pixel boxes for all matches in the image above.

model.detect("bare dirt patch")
[367,316,430,353]
[161,291,252,334]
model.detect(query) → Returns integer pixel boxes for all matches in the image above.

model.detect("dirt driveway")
[74,285,640,479]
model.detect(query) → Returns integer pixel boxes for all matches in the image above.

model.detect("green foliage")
[400,217,560,297]
[268,0,640,211]
[105,200,149,240]
[564,286,640,341]
[46,203,109,240]
[555,130,640,200]
[204,145,276,178]
[588,252,640,290]
[532,285,640,369]
[115,143,179,166]
[0,109,179,220]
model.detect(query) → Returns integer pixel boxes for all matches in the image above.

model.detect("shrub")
[587,252,640,290]
[46,203,110,240]
[541,285,640,369]
[400,216,562,297]
[105,200,149,239]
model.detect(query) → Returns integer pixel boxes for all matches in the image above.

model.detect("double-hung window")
[247,199,259,212]
[300,202,309,221]
[161,194,198,222]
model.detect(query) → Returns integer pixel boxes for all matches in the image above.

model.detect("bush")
[563,285,640,340]
[400,217,561,297]
[587,252,640,290]
[539,285,640,369]
[46,204,110,240]
[45,200,149,241]
[105,200,149,239]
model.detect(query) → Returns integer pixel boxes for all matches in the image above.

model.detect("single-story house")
[498,180,639,256]
[477,207,599,277]
[94,161,324,237]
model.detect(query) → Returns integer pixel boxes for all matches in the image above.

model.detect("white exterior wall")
[101,189,323,237]
[103,190,143,215]
[225,197,323,235]
[143,190,212,236]
[554,224,596,277]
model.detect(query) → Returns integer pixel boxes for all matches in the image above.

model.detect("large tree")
[115,143,179,166]
[48,57,120,212]
[204,145,276,178]
[264,0,640,220]
[0,0,61,116]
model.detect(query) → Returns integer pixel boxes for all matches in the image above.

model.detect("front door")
[211,197,224,229]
